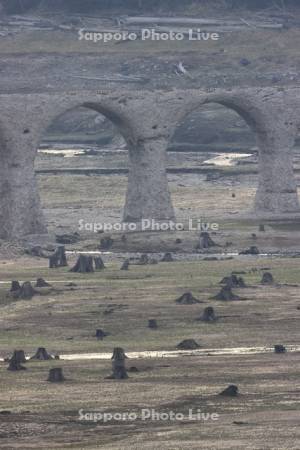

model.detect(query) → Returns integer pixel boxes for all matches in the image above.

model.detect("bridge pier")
[124,137,174,222]
[0,135,46,240]
[255,129,300,214]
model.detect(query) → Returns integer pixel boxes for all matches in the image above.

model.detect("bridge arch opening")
[35,104,130,236]
[167,101,258,222]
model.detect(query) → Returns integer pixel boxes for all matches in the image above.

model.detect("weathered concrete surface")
[0,87,299,239]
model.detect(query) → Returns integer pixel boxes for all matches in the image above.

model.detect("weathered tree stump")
[26,246,45,257]
[107,348,128,379]
[10,281,21,292]
[128,366,139,373]
[176,339,200,350]
[30,347,53,361]
[239,246,259,255]
[35,278,51,288]
[100,236,114,250]
[47,368,65,382]
[95,329,108,340]
[274,345,286,354]
[149,258,158,265]
[138,254,149,265]
[148,319,158,329]
[219,385,239,397]
[70,255,94,273]
[261,272,274,285]
[200,306,217,322]
[18,282,36,300]
[175,292,201,304]
[56,233,79,245]
[161,252,173,262]
[220,275,246,288]
[259,224,265,232]
[49,246,68,268]
[7,350,26,371]
[213,286,241,301]
[196,231,218,250]
[94,256,105,270]
[120,259,130,270]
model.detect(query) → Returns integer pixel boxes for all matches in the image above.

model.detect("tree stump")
[220,275,246,288]
[239,246,259,255]
[200,306,217,322]
[176,339,200,350]
[56,233,79,245]
[259,224,265,232]
[120,259,130,270]
[10,281,21,293]
[47,368,65,383]
[219,385,239,397]
[107,348,128,379]
[7,350,26,371]
[30,347,53,361]
[70,255,94,273]
[128,366,139,373]
[94,256,105,270]
[138,254,149,265]
[95,329,108,340]
[196,232,217,250]
[100,236,114,250]
[35,278,51,288]
[19,282,36,300]
[161,252,173,262]
[261,272,274,285]
[213,286,241,301]
[175,292,201,304]
[148,319,158,329]
[49,246,68,268]
[274,345,286,354]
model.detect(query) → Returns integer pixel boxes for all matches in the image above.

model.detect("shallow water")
[203,152,252,167]
[59,345,300,361]
[1,345,298,363]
